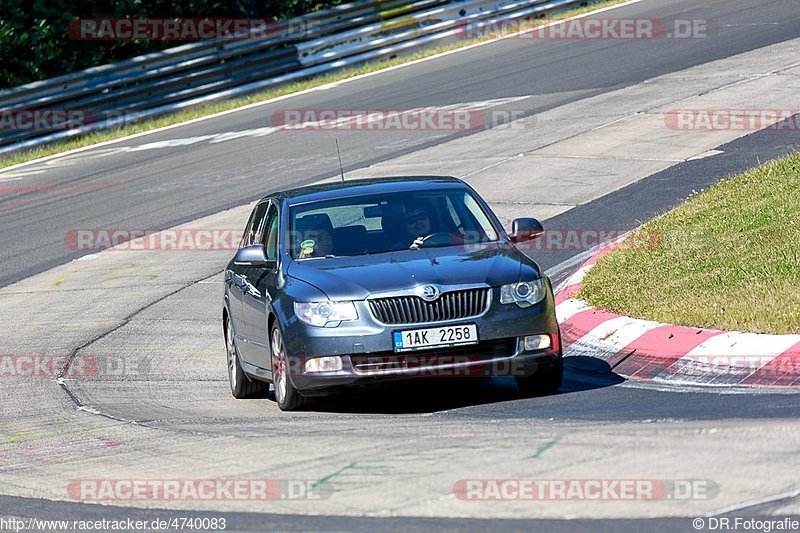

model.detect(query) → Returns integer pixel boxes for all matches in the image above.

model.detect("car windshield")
[288,188,500,259]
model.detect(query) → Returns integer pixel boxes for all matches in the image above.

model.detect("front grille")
[350,338,517,373]
[368,287,490,325]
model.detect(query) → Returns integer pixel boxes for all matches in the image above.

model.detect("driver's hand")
[410,236,425,249]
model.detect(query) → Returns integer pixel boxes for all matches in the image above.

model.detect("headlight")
[500,279,546,307]
[294,301,358,327]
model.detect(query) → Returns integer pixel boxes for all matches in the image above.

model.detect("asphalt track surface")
[1,0,800,531]
[1,0,800,287]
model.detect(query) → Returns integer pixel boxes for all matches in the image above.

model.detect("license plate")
[393,324,478,352]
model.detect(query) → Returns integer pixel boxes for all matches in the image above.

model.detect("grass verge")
[0,0,628,170]
[577,152,800,335]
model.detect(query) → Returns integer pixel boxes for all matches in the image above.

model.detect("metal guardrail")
[0,0,592,156]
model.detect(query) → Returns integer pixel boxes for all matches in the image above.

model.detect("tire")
[270,324,309,411]
[515,355,563,396]
[225,316,268,399]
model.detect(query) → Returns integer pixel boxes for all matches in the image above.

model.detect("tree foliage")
[0,0,342,88]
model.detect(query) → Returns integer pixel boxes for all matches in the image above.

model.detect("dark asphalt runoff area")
[0,492,793,533]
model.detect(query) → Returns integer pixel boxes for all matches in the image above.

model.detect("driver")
[402,203,432,249]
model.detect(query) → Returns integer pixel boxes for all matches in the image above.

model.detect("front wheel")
[226,316,268,399]
[270,325,308,411]
[515,356,563,396]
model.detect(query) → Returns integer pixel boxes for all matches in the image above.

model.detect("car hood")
[286,243,538,300]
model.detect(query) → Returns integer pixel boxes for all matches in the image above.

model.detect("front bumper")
[290,338,561,394]
[281,283,561,393]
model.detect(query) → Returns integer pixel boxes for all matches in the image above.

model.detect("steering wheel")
[411,232,451,249]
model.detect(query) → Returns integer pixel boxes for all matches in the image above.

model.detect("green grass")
[0,0,628,170]
[577,152,800,335]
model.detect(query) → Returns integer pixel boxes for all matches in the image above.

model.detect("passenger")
[298,225,334,258]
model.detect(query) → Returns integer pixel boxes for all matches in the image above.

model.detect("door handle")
[240,276,261,298]
[229,274,247,295]
[245,286,262,299]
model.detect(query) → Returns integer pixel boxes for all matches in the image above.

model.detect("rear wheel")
[270,325,309,411]
[226,316,268,399]
[515,356,563,396]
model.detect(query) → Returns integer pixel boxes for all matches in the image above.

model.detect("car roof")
[265,176,467,204]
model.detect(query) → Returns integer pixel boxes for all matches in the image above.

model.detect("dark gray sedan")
[223,176,561,410]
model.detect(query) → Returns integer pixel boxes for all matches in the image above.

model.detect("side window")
[262,204,279,260]
[240,208,258,247]
[241,202,269,247]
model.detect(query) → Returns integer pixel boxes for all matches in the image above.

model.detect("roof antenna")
[335,138,345,182]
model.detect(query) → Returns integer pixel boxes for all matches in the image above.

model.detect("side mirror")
[509,218,544,243]
[233,244,272,267]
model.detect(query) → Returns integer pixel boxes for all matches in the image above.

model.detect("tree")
[0,0,343,88]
